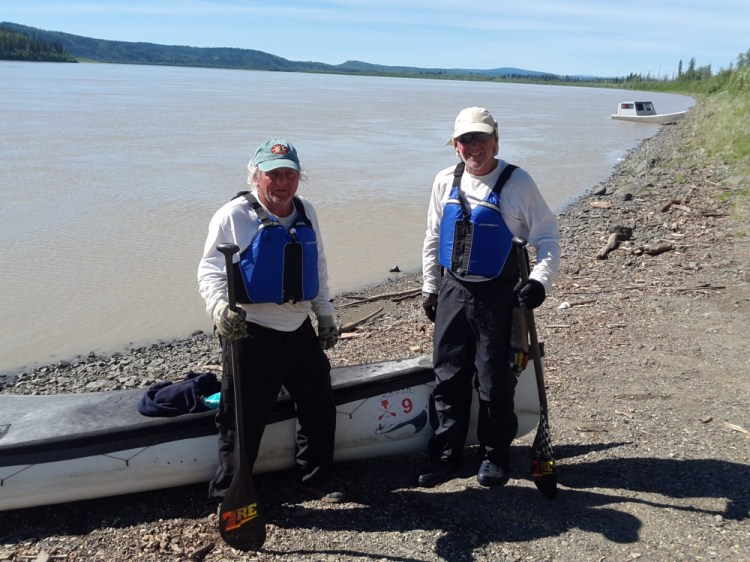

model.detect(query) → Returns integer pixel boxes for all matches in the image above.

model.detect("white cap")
[447,107,498,145]
[453,107,498,137]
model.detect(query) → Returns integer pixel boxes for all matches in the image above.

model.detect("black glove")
[514,279,546,309]
[422,293,438,322]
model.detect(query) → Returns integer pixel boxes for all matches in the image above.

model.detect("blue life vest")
[439,162,517,278]
[235,192,319,304]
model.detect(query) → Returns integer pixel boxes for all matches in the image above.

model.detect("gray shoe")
[293,476,345,503]
[477,459,510,487]
[417,462,461,488]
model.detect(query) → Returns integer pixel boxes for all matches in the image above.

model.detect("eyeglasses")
[456,132,493,144]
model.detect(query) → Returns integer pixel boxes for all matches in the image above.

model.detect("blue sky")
[2,0,748,77]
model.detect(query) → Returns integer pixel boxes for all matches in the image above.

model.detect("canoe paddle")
[216,243,266,551]
[513,237,558,499]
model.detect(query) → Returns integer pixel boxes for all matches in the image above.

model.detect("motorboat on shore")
[611,101,686,124]
[0,354,542,511]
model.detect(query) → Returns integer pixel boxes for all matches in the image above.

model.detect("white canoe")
[611,101,686,125]
[0,355,540,511]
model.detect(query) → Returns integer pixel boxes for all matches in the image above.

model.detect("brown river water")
[0,61,692,373]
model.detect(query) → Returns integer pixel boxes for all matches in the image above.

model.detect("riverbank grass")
[670,74,750,229]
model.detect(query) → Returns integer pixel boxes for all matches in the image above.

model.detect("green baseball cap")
[252,139,301,172]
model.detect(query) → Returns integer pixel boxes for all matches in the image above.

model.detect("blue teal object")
[205,392,221,409]
[237,193,319,304]
[439,163,517,277]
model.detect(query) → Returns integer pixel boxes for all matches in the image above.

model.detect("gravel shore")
[1,100,749,561]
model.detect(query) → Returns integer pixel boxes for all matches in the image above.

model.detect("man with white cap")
[198,139,343,503]
[419,108,561,488]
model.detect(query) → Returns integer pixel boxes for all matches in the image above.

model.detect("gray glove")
[422,293,438,322]
[317,315,339,350]
[212,300,248,340]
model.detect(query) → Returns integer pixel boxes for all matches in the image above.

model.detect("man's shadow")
[556,443,750,521]
[267,441,749,561]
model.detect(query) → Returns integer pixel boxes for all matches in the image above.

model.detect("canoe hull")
[0,355,541,511]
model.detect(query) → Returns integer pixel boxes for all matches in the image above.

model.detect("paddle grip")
[217,243,240,312]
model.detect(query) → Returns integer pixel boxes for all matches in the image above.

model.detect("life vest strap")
[450,162,517,219]
[234,190,313,229]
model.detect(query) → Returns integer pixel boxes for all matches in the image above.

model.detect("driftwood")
[723,421,749,434]
[597,232,622,260]
[189,543,215,561]
[661,199,675,212]
[596,226,633,260]
[569,299,597,307]
[339,307,384,333]
[392,290,422,303]
[642,242,674,256]
[671,203,693,213]
[340,332,366,340]
[672,284,726,293]
[339,293,367,301]
[338,288,422,308]
[630,242,674,256]
[661,198,693,213]
[662,198,729,218]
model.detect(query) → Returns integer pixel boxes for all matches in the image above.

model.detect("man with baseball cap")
[419,108,561,488]
[198,139,343,505]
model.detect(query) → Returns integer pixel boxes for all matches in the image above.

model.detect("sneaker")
[417,462,461,488]
[293,476,345,504]
[477,459,510,487]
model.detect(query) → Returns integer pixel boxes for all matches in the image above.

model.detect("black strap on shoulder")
[291,197,313,227]
[452,161,517,217]
[452,162,517,193]
[493,164,517,193]
[240,192,275,227]
[237,191,313,228]
[452,162,466,183]
[451,163,472,219]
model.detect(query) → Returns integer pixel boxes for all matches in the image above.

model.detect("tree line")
[616,49,750,96]
[1,21,746,96]
[0,28,76,62]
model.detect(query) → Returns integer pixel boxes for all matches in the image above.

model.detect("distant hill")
[0,22,560,80]
[336,59,554,79]
[0,24,76,62]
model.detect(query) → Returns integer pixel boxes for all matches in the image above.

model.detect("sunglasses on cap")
[455,132,493,144]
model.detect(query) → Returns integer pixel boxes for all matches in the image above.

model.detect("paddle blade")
[218,474,266,551]
[531,407,557,499]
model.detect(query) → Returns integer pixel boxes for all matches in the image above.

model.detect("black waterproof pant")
[428,272,518,468]
[208,317,335,499]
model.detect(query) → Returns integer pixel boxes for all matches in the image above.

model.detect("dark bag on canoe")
[137,371,221,417]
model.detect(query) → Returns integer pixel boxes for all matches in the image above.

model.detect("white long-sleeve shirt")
[422,159,561,295]
[198,191,334,332]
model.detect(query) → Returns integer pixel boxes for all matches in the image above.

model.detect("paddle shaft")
[218,245,247,433]
[513,236,557,499]
[216,243,266,550]
[514,241,548,413]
